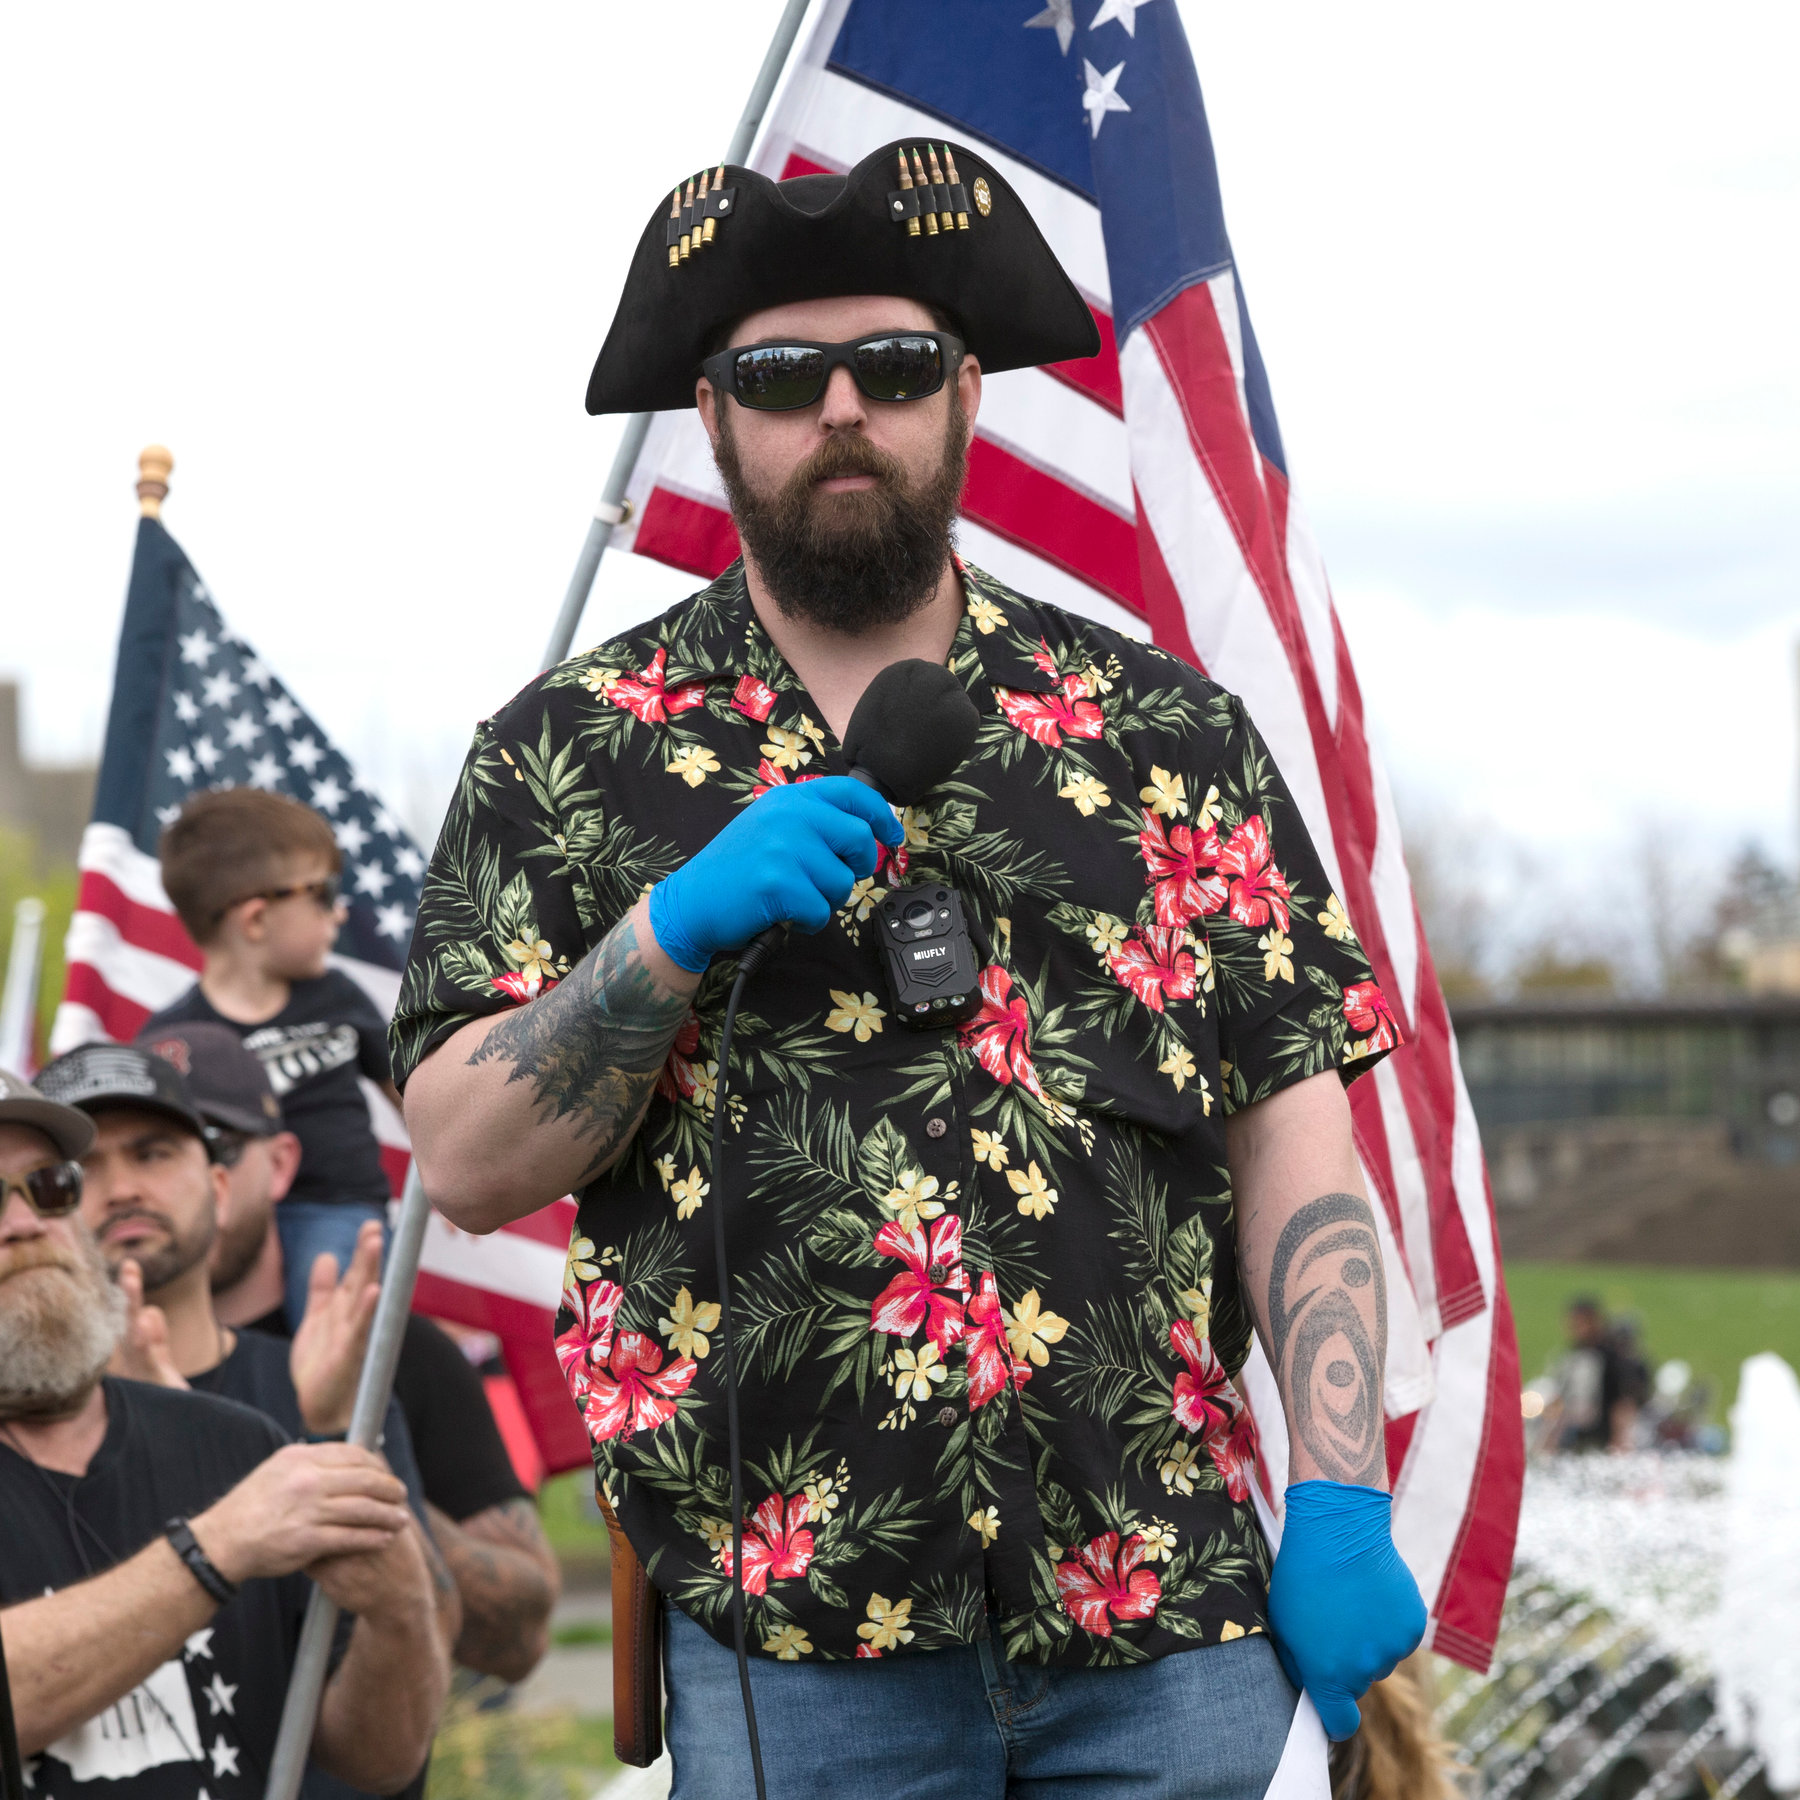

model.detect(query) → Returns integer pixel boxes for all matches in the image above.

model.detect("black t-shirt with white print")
[144,970,393,1210]
[0,1380,311,1800]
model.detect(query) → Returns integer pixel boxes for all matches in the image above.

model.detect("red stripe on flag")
[634,486,741,581]
[964,436,1143,615]
[62,962,152,1040]
[1046,307,1123,417]
[77,871,202,971]
[779,153,837,180]
[1131,495,1206,674]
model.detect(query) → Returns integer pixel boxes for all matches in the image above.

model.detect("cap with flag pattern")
[586,138,1099,415]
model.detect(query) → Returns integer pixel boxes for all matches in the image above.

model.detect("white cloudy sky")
[2,1,1796,887]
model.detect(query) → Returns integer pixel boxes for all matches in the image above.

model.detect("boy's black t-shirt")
[0,1380,311,1800]
[144,970,393,1209]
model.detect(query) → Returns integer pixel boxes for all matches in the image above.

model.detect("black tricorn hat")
[586,139,1100,416]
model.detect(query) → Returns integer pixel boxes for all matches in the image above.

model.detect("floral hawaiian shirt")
[392,558,1398,1669]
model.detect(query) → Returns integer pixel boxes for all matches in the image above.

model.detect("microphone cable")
[707,924,783,1800]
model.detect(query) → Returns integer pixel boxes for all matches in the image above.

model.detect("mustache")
[790,432,910,492]
[0,1237,82,1280]
[98,1206,175,1241]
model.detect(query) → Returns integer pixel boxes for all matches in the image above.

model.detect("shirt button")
[937,1406,958,1429]
[929,1263,949,1283]
[925,1116,948,1140]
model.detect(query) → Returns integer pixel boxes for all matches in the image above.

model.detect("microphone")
[739,660,980,972]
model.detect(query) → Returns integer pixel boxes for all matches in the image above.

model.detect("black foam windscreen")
[841,659,981,806]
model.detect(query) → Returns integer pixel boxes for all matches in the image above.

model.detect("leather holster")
[598,1496,663,1766]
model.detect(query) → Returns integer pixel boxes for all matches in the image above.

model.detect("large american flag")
[53,514,591,1477]
[608,0,1521,1669]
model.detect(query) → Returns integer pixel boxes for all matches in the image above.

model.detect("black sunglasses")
[702,331,964,412]
[1,1161,85,1219]
[210,876,342,926]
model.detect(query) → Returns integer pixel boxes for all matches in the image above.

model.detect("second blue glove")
[647,776,904,973]
[1266,1481,1427,1741]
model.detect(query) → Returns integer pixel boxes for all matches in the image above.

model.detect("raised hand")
[108,1257,189,1390]
[288,1219,384,1435]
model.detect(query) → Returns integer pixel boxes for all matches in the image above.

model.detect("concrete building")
[0,682,95,867]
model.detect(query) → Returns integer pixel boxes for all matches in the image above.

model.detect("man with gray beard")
[0,1067,449,1800]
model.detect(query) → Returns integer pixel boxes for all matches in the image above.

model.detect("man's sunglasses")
[210,877,342,926]
[1,1161,84,1219]
[701,331,964,413]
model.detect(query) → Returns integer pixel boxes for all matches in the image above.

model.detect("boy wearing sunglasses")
[140,787,403,1331]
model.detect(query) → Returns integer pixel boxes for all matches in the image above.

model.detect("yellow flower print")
[797,714,828,755]
[505,936,558,983]
[1007,1161,1058,1221]
[666,744,720,787]
[652,1153,676,1191]
[761,726,813,771]
[857,1594,917,1653]
[564,1233,600,1287]
[763,1625,814,1660]
[892,1342,947,1402]
[1194,783,1223,830]
[881,1169,945,1232]
[841,877,879,924]
[1161,1441,1203,1496]
[1003,1288,1069,1367]
[965,593,1008,634]
[499,747,523,782]
[900,806,932,851]
[970,1128,1011,1172]
[689,1060,719,1114]
[1318,893,1356,943]
[1058,773,1111,816]
[1159,1045,1197,1092]
[1219,1620,1246,1642]
[1178,1277,1213,1335]
[669,1166,709,1220]
[1081,660,1115,697]
[1139,766,1188,818]
[659,1286,721,1358]
[968,1506,1001,1547]
[803,1468,847,1523]
[1135,1520,1179,1563]
[1195,1072,1214,1116]
[825,990,885,1042]
[697,1517,732,1556]
[579,664,621,698]
[1193,937,1216,995]
[1085,913,1130,963]
[1259,929,1295,984]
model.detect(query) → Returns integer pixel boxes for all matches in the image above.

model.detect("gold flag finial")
[137,446,173,519]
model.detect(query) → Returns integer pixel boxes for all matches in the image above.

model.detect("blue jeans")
[664,1603,1298,1799]
[277,1199,391,1331]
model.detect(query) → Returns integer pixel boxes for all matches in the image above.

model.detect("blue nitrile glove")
[647,776,904,973]
[1267,1482,1427,1742]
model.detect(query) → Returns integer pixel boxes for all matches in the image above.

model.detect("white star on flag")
[373,807,401,839]
[202,1674,238,1716]
[240,658,272,689]
[1081,58,1131,137]
[246,753,284,789]
[201,671,239,709]
[177,629,215,667]
[335,818,371,856]
[1024,0,1075,54]
[166,746,197,784]
[393,846,425,881]
[225,711,262,750]
[1090,0,1153,34]
[309,774,347,813]
[207,1738,239,1779]
[192,736,221,773]
[374,902,412,941]
[264,694,300,732]
[354,862,393,898]
[174,691,200,724]
[155,803,182,827]
[184,1628,215,1661]
[287,736,324,773]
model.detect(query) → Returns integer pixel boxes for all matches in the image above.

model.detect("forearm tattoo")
[468,913,692,1180]
[1266,1192,1387,1487]
[431,1499,557,1679]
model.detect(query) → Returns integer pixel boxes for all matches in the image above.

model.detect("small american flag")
[607,0,1522,1671]
[54,513,590,1477]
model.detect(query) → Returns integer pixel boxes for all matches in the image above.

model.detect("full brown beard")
[713,393,968,635]
[0,1232,127,1420]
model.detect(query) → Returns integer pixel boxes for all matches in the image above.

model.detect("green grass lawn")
[1504,1258,1800,1419]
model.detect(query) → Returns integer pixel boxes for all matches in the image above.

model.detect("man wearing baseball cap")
[0,1064,449,1800]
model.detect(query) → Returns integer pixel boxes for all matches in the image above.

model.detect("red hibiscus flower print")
[956,966,1046,1100]
[607,648,707,725]
[750,758,823,800]
[966,1273,1033,1410]
[656,1012,703,1104]
[491,969,558,1006]
[1110,927,1199,1013]
[576,1329,698,1445]
[1138,810,1228,928]
[1218,816,1292,933]
[1342,980,1399,1054]
[1054,1532,1162,1637]
[719,1492,815,1596]
[1208,1403,1260,1504]
[554,1279,622,1408]
[871,1216,969,1351]
[1169,1319,1234,1437]
[993,683,1104,749]
[730,674,778,722]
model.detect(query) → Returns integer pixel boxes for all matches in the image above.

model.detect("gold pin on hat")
[910,149,938,235]
[942,145,970,230]
[926,145,954,234]
[972,176,992,217]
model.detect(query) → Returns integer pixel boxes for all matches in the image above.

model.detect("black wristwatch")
[165,1517,238,1604]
